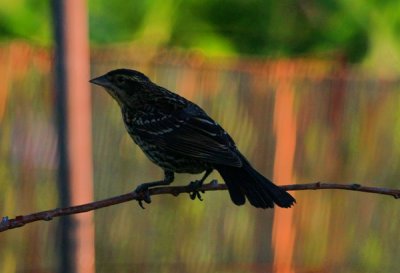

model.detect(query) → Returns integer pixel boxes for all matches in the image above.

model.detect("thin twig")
[1,181,399,233]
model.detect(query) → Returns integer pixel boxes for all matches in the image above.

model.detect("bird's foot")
[187,180,205,201]
[134,184,152,209]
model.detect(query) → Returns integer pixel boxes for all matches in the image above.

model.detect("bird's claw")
[189,190,204,201]
[134,184,152,209]
[138,195,151,209]
[188,180,205,201]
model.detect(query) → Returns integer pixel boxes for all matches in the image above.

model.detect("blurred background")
[1,0,400,272]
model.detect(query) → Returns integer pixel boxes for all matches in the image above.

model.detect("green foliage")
[88,1,147,43]
[0,0,51,44]
[0,1,399,65]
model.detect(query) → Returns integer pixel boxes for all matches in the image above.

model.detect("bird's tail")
[216,156,295,209]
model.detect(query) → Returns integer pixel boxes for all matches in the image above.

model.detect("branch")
[1,181,399,232]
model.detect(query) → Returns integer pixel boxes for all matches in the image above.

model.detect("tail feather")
[216,157,295,209]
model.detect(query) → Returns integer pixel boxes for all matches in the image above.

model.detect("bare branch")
[1,180,399,232]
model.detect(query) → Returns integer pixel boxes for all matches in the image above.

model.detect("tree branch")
[1,180,399,232]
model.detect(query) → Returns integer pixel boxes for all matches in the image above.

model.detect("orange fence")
[1,42,399,272]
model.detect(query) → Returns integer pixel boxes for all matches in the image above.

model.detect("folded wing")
[133,104,242,167]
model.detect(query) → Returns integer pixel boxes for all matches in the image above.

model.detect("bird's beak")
[89,75,111,88]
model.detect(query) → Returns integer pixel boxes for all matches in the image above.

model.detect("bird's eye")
[115,75,125,85]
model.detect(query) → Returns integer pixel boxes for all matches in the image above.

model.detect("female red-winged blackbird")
[90,69,295,209]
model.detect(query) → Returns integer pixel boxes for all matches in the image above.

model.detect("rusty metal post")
[52,1,94,273]
[272,62,297,273]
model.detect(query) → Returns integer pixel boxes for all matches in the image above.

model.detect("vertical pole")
[272,61,297,273]
[64,1,95,272]
[52,1,94,273]
[51,1,73,273]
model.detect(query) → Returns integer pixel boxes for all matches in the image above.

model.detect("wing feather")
[133,105,242,167]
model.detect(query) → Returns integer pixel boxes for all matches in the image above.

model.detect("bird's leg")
[134,170,174,209]
[188,169,213,201]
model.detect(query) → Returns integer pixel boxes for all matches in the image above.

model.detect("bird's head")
[90,69,152,108]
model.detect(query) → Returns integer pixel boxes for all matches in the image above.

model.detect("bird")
[90,68,295,209]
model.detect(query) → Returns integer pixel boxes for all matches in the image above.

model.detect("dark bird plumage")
[90,69,295,209]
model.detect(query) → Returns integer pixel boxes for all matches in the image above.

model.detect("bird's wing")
[133,105,242,167]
